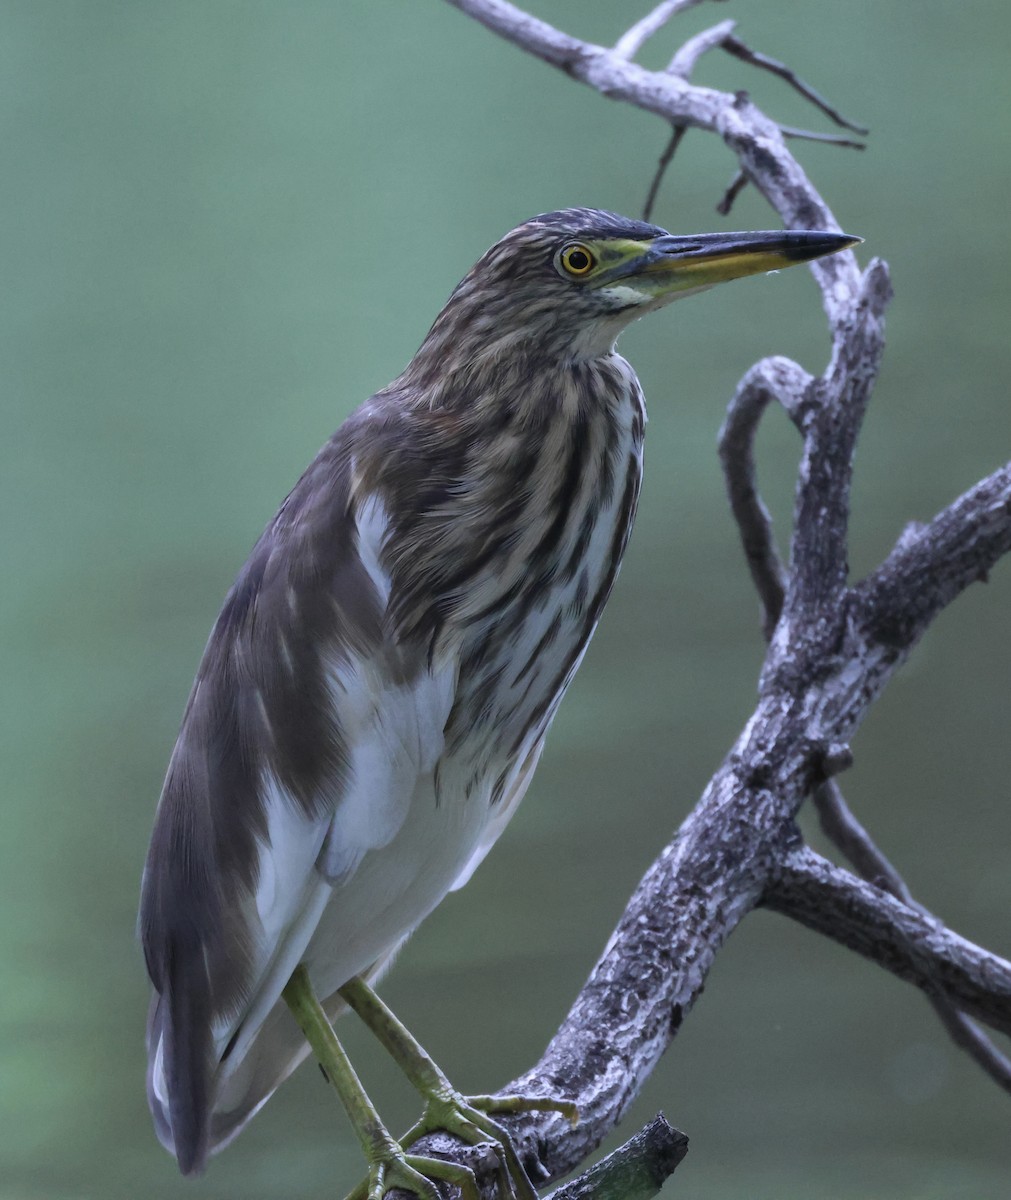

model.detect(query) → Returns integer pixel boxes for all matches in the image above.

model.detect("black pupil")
[568,249,590,271]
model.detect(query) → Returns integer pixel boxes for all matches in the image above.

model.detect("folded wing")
[140,444,453,1173]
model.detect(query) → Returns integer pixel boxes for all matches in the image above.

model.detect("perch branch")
[420,3,1011,1196]
[402,444,1011,1194]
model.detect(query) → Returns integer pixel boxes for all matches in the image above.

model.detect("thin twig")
[780,124,866,150]
[722,34,869,134]
[642,17,740,219]
[613,0,717,61]
[715,168,748,215]
[931,1008,1011,1094]
[642,124,687,222]
[814,783,1011,1093]
[814,783,912,897]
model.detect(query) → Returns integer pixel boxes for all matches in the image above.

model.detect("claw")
[469,1093,580,1129]
[345,1145,480,1200]
[394,1086,580,1200]
[405,1154,481,1200]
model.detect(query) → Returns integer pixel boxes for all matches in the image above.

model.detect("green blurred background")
[3,2,1010,1197]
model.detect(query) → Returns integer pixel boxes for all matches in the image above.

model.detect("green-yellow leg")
[283,965,480,1200]
[338,976,579,1200]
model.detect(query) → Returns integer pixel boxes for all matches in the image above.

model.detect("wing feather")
[140,432,454,1173]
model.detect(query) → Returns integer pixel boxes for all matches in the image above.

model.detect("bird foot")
[345,1143,480,1200]
[334,978,577,1199]
[396,1089,579,1200]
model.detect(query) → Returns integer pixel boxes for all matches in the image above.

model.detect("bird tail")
[148,941,408,1170]
[147,976,343,1170]
[145,928,214,1175]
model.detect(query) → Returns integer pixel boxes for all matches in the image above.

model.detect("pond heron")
[140,209,857,1198]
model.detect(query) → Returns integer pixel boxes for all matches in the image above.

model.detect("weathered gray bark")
[395,3,1011,1196]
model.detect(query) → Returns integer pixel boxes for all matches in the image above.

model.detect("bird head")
[411,208,859,375]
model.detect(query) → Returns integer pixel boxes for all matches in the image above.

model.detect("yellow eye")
[559,243,596,277]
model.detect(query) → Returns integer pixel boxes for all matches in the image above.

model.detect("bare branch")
[852,461,1011,654]
[721,361,1011,1096]
[667,18,736,77]
[720,365,1011,1089]
[444,0,601,72]
[721,34,868,133]
[765,847,1011,1040]
[546,1116,688,1200]
[442,0,729,137]
[613,0,718,61]
[814,783,1011,1093]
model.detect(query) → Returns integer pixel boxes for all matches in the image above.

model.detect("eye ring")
[558,243,596,277]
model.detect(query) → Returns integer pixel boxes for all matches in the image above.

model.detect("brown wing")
[140,421,401,1173]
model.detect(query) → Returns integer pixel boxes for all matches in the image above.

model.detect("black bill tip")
[778,230,862,262]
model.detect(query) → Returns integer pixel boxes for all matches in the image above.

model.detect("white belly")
[302,769,488,995]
